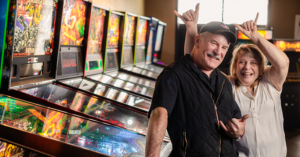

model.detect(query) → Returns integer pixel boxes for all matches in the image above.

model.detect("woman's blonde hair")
[229,44,266,88]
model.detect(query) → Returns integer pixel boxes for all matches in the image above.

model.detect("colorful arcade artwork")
[123,15,135,45]
[238,30,273,40]
[13,0,56,56]
[87,7,105,54]
[274,40,300,52]
[0,141,26,157]
[60,0,87,46]
[40,110,70,141]
[107,13,120,48]
[136,18,148,45]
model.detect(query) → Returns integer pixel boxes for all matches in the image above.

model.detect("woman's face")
[236,52,260,86]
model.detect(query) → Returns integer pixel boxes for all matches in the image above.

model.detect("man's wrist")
[235,132,244,141]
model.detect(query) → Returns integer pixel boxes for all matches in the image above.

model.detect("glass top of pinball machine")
[0,95,170,156]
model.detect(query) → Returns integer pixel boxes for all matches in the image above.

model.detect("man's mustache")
[207,52,221,60]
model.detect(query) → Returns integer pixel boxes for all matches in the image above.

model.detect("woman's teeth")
[242,73,253,76]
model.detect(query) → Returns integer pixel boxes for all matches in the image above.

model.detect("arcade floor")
[286,130,300,157]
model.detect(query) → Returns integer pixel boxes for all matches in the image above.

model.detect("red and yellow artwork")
[40,110,68,140]
[107,13,120,47]
[87,7,105,54]
[274,40,300,52]
[60,0,87,45]
[123,15,136,45]
[136,18,148,45]
[238,30,272,40]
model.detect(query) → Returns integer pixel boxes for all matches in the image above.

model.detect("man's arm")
[174,3,199,55]
[145,107,168,157]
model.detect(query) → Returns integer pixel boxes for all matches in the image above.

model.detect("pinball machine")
[119,15,163,79]
[0,0,171,156]
[151,20,168,67]
[0,94,171,156]
[274,39,300,130]
[79,11,157,98]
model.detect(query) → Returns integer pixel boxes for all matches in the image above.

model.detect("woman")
[176,5,289,157]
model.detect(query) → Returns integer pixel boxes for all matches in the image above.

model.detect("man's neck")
[195,63,213,78]
[190,53,214,78]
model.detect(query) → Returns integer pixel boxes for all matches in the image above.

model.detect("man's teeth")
[208,54,219,60]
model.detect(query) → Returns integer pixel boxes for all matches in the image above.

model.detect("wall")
[145,0,176,64]
[270,0,300,39]
[92,0,145,15]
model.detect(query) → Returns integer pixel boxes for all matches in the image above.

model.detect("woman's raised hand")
[234,13,260,42]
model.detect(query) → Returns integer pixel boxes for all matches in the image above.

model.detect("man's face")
[194,32,230,71]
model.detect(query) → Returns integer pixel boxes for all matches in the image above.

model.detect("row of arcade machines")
[236,29,300,130]
[0,0,171,156]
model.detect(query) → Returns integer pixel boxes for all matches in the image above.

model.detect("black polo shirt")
[148,54,241,156]
[149,55,234,117]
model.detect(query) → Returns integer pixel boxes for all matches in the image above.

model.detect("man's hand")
[174,3,199,28]
[220,114,250,139]
[234,13,260,43]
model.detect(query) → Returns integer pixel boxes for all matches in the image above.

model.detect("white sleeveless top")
[230,67,287,157]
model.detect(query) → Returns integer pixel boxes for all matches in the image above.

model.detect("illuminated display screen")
[20,62,43,78]
[60,0,87,45]
[62,52,78,75]
[146,30,153,63]
[274,40,300,52]
[87,7,105,54]
[105,52,118,70]
[89,60,101,70]
[107,13,120,48]
[155,25,164,51]
[122,48,133,65]
[124,15,136,45]
[136,18,148,45]
[238,30,273,40]
[13,0,56,56]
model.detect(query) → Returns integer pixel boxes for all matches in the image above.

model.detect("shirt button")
[253,113,257,118]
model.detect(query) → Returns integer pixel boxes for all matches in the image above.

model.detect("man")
[145,3,250,157]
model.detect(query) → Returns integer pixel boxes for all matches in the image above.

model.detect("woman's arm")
[234,13,289,90]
